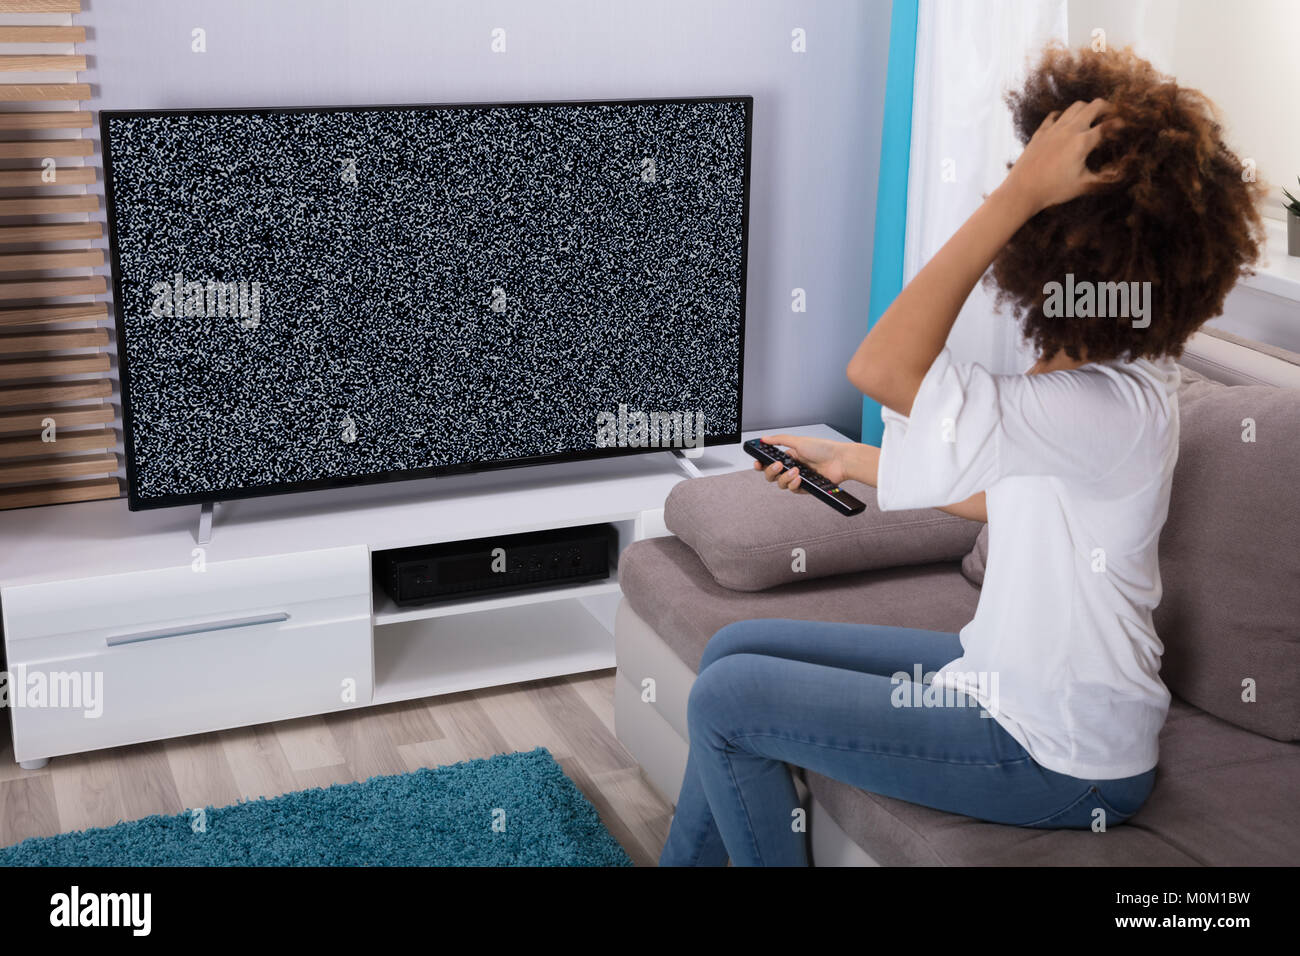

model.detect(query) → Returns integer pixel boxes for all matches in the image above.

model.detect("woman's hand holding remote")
[753,434,877,493]
[754,435,987,522]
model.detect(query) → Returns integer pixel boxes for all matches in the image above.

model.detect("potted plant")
[1285,177,1300,257]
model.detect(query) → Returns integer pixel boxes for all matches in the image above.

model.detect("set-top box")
[375,523,617,607]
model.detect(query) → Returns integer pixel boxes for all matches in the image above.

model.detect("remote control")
[743,439,866,516]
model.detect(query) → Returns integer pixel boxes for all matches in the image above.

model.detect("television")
[101,96,752,510]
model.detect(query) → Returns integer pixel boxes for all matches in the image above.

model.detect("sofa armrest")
[664,469,984,592]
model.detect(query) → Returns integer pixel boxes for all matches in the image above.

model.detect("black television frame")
[101,94,753,511]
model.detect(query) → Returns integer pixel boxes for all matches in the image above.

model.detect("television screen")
[101,97,751,510]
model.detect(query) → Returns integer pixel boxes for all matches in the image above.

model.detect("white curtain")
[905,0,1069,373]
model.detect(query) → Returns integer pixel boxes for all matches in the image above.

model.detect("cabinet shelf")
[372,600,617,705]
[371,572,622,625]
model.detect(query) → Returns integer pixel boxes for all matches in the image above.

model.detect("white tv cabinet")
[0,425,839,769]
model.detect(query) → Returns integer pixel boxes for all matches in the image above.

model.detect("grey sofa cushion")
[1153,375,1300,741]
[960,524,989,587]
[805,696,1300,866]
[619,534,979,673]
[663,469,983,592]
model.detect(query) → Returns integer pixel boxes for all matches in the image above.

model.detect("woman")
[660,45,1264,866]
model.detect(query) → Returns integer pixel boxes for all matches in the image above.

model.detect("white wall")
[1068,0,1300,221]
[82,0,893,440]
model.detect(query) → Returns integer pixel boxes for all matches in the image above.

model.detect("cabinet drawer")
[1,546,373,762]
[2,546,370,649]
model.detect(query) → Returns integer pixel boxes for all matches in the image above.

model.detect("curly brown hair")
[988,44,1266,362]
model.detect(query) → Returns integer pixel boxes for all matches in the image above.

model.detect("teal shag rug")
[0,747,632,867]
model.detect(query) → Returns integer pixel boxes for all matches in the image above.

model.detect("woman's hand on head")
[1003,98,1123,215]
[753,434,852,493]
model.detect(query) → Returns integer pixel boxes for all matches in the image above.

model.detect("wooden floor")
[0,668,674,866]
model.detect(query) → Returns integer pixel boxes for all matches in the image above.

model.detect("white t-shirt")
[876,348,1181,779]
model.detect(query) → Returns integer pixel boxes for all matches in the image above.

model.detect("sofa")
[613,327,1300,865]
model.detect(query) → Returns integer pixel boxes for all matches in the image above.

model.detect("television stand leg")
[196,501,215,546]
[669,449,703,479]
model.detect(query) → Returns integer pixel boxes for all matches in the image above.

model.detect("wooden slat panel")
[0,167,95,187]
[0,477,119,510]
[0,195,97,215]
[0,426,114,458]
[0,85,91,102]
[0,0,82,11]
[0,222,101,244]
[0,26,86,43]
[0,353,110,379]
[0,302,106,326]
[0,139,93,158]
[0,452,116,483]
[0,14,116,512]
[0,378,110,408]
[0,327,108,353]
[0,403,113,434]
[0,111,92,130]
[0,275,105,298]
[0,248,102,271]
[0,55,86,73]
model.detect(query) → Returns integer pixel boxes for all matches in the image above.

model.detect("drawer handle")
[105,612,290,647]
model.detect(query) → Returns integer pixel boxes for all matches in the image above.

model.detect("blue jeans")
[659,619,1158,866]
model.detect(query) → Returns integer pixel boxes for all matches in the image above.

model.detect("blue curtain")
[861,0,918,443]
